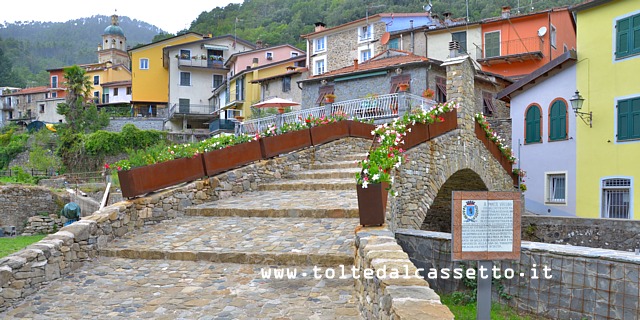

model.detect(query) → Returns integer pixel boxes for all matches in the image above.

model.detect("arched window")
[549,99,567,141]
[525,104,542,144]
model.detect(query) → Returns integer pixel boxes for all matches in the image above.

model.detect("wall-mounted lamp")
[395,68,403,75]
[320,79,327,85]
[570,90,591,128]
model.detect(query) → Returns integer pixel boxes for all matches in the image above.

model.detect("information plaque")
[452,191,521,261]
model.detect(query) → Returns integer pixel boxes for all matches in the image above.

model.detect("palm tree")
[57,65,92,131]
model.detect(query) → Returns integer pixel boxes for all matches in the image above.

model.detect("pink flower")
[104,163,110,169]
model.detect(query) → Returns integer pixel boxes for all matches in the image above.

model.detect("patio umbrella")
[252,97,300,109]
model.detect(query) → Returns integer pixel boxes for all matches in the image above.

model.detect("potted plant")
[355,123,408,226]
[427,100,459,138]
[398,83,410,92]
[200,134,263,176]
[348,118,376,140]
[324,93,336,104]
[474,113,517,173]
[422,88,435,100]
[307,112,350,146]
[259,123,312,158]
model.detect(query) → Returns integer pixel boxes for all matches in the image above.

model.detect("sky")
[0,0,244,34]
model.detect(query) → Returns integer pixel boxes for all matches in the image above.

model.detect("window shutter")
[617,18,630,58]
[631,98,640,139]
[618,99,629,140]
[632,15,640,56]
[549,100,567,141]
[485,32,500,58]
[526,106,541,143]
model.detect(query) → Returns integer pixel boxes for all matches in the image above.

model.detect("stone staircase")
[1,150,367,319]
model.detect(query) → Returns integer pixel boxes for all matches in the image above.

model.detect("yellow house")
[84,62,131,105]
[572,0,640,219]
[129,32,204,116]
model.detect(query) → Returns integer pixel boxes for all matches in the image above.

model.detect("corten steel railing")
[237,93,437,135]
[481,37,543,59]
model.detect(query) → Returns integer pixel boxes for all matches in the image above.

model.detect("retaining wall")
[0,186,68,234]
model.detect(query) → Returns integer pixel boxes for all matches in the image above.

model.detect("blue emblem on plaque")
[462,200,479,222]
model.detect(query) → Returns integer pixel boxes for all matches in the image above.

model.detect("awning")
[203,44,229,50]
[334,71,387,82]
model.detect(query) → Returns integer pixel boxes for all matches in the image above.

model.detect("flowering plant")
[422,88,435,99]
[512,168,527,192]
[475,113,516,163]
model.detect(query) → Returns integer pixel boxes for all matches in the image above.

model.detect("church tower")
[97,14,130,66]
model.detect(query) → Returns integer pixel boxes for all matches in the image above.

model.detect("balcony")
[209,118,236,134]
[169,103,215,119]
[178,58,225,69]
[476,37,544,66]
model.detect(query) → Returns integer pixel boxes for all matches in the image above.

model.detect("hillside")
[0,15,162,87]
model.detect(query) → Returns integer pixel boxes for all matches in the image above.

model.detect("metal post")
[398,91,409,116]
[325,102,333,118]
[477,260,493,320]
[276,112,283,130]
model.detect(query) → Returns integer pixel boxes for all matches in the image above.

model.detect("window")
[390,75,410,93]
[102,92,109,104]
[359,25,372,42]
[617,96,640,141]
[435,76,447,103]
[484,31,500,58]
[126,87,131,95]
[549,99,567,141]
[314,37,326,53]
[361,49,372,62]
[51,92,57,98]
[314,58,326,75]
[39,104,45,113]
[180,72,191,86]
[546,173,566,204]
[140,58,149,70]
[179,98,190,113]
[51,76,58,88]
[282,76,291,92]
[388,38,400,50]
[93,91,99,104]
[550,25,557,48]
[266,52,273,60]
[615,13,640,59]
[482,92,495,116]
[316,85,334,105]
[213,75,223,88]
[452,31,467,53]
[291,52,299,57]
[525,104,542,144]
[113,88,119,96]
[27,95,32,103]
[93,75,100,85]
[179,49,190,60]
[235,76,245,101]
[601,178,632,219]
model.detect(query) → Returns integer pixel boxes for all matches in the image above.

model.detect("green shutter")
[617,18,630,58]
[618,99,629,140]
[485,32,500,58]
[549,100,567,141]
[631,98,640,139]
[632,15,640,55]
[526,106,541,143]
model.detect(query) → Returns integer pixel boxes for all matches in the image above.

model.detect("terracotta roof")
[301,12,432,38]
[250,69,304,83]
[5,86,49,96]
[308,49,428,80]
[570,0,612,12]
[101,80,132,87]
[481,6,570,24]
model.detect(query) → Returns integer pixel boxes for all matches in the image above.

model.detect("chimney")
[443,12,453,25]
[409,20,414,29]
[252,57,259,68]
[501,6,511,18]
[256,39,263,49]
[449,40,460,58]
[314,22,326,32]
[353,59,359,70]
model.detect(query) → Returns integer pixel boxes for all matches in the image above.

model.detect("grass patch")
[0,235,47,258]
[441,294,542,320]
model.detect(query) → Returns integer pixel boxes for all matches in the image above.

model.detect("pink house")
[225,44,304,76]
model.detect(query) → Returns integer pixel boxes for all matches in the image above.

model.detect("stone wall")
[0,137,369,312]
[396,228,640,319]
[0,186,68,234]
[105,118,165,132]
[324,21,386,72]
[355,225,453,320]
[522,214,640,252]
[21,215,66,236]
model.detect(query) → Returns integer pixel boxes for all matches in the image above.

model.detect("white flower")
[394,161,401,168]
[371,130,375,136]
[372,174,380,181]
[391,176,394,183]
[363,169,369,175]
[362,181,369,188]
[407,128,412,133]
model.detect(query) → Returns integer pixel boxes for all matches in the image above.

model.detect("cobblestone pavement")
[2,258,359,320]
[1,152,365,319]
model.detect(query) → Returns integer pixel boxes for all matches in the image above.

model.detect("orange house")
[477,6,576,79]
[46,68,67,99]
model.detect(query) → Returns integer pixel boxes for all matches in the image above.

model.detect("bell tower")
[97,13,130,66]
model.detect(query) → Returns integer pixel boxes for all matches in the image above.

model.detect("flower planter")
[202,140,263,176]
[310,121,350,146]
[348,120,376,140]
[259,129,312,158]
[118,154,206,198]
[356,182,389,226]
[403,122,430,150]
[429,109,457,138]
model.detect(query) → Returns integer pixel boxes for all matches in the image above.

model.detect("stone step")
[186,190,359,218]
[292,168,359,180]
[335,153,368,161]
[100,216,357,267]
[310,161,359,170]
[258,178,354,191]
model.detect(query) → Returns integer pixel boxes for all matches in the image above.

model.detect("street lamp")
[570,90,591,128]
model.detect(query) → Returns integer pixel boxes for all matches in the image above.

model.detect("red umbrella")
[252,97,300,109]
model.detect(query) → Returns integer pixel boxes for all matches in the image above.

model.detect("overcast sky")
[0,0,244,34]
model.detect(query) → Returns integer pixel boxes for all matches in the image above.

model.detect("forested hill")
[188,0,584,49]
[0,15,162,87]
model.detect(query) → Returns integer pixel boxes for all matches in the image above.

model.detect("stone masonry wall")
[397,229,640,320]
[324,21,386,73]
[21,215,66,236]
[355,225,454,320]
[522,214,640,252]
[105,118,165,132]
[0,137,369,312]
[0,186,68,234]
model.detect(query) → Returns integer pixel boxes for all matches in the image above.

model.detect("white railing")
[281,105,326,124]
[332,93,399,120]
[242,115,277,135]
[406,93,437,112]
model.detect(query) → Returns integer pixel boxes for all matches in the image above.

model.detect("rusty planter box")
[119,154,206,198]
[475,121,514,175]
[356,182,389,226]
[348,121,376,140]
[429,109,458,138]
[403,122,430,150]
[310,121,350,146]
[259,129,312,159]
[202,140,263,176]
